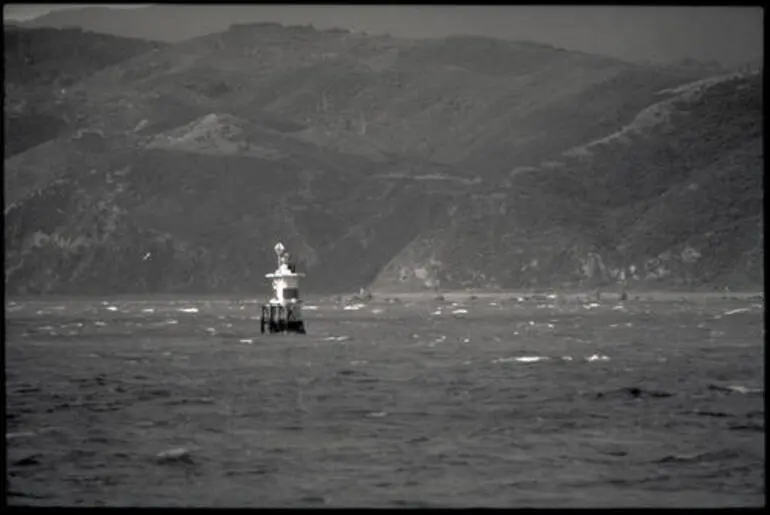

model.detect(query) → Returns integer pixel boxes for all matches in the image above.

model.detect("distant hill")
[14,5,763,71]
[371,70,763,292]
[4,26,166,157]
[15,5,270,43]
[4,23,762,295]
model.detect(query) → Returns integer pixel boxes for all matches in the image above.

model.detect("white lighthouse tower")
[261,242,306,334]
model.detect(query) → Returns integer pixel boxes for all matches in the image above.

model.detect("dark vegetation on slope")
[3,23,763,295]
[4,26,166,157]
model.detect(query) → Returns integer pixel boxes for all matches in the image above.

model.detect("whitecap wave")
[712,384,764,395]
[493,356,550,364]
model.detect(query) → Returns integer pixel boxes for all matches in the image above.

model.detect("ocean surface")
[5,294,765,507]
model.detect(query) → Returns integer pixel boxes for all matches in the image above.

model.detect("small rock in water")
[13,453,42,466]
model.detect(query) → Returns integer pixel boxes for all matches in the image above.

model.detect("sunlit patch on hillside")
[146,113,288,159]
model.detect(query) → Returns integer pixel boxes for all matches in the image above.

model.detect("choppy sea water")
[5,295,765,507]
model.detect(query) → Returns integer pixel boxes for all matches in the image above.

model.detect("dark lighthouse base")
[260,304,306,334]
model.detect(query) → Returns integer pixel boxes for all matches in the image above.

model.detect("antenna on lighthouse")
[274,242,285,266]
